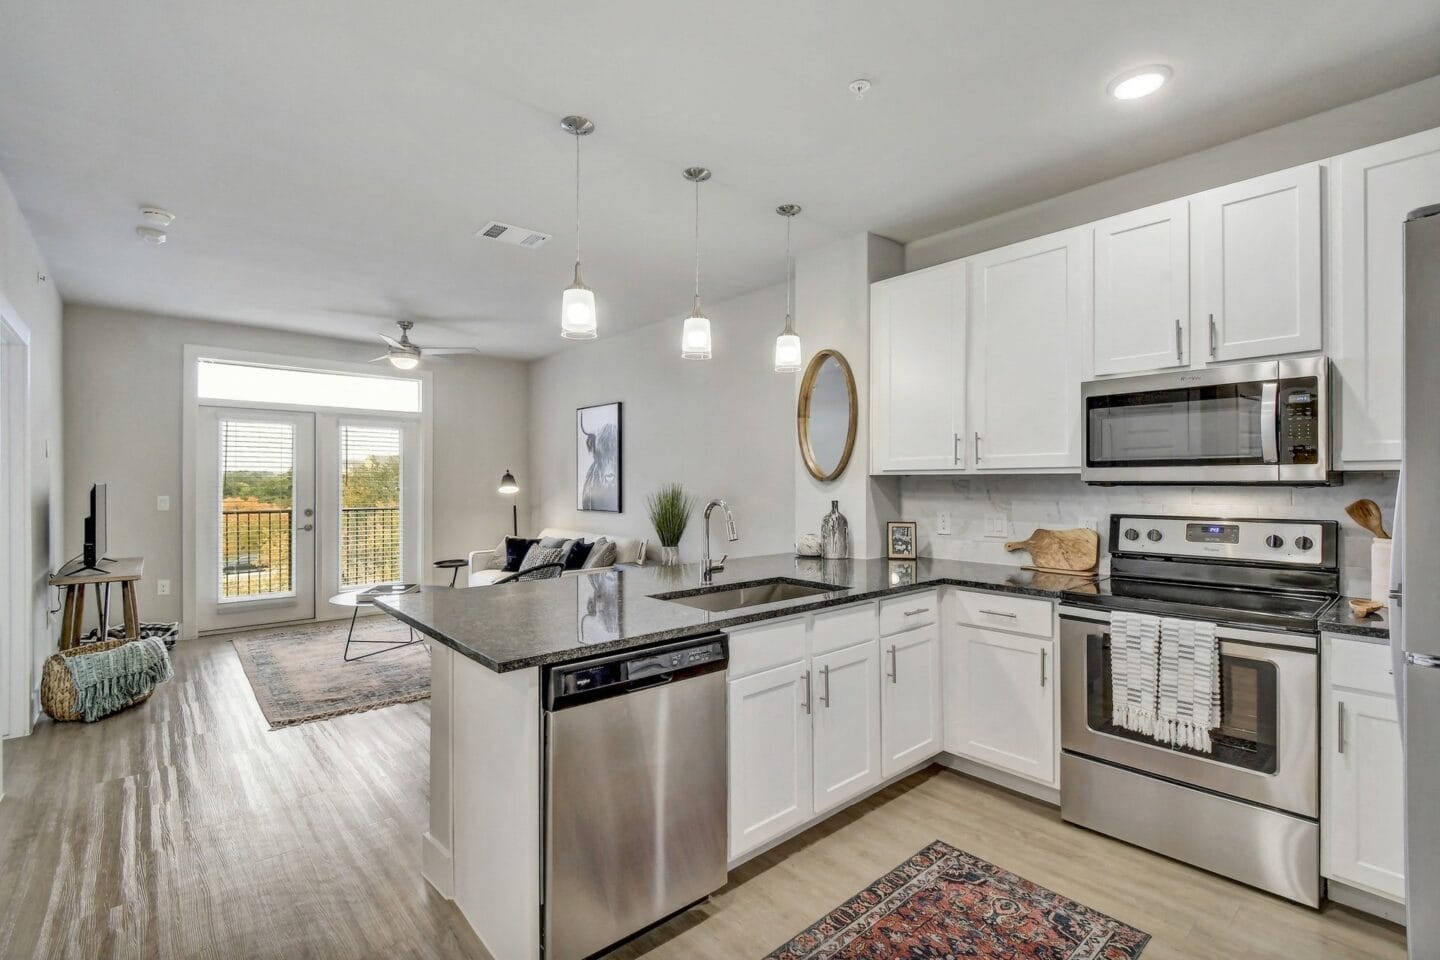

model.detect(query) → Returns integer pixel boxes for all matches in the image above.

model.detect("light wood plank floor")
[0,634,1406,960]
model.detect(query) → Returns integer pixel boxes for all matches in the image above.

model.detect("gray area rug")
[231,616,429,728]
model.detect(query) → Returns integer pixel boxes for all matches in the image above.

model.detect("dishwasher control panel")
[627,641,725,680]
[548,635,729,704]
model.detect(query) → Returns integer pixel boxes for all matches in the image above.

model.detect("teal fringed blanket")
[63,636,174,722]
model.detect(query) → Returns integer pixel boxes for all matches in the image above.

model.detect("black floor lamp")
[499,469,520,535]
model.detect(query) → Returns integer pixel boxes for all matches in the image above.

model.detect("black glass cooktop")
[1061,576,1336,633]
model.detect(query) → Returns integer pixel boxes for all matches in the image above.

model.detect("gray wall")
[899,473,1398,597]
[528,281,795,561]
[907,75,1440,270]
[62,304,529,628]
[0,169,64,730]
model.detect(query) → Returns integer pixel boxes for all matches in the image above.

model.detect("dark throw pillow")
[503,536,539,572]
[563,539,594,570]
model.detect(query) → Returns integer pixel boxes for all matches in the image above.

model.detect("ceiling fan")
[372,320,481,369]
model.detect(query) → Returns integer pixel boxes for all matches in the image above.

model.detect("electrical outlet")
[157,579,172,596]
[936,511,952,535]
[156,495,170,511]
[985,514,1009,538]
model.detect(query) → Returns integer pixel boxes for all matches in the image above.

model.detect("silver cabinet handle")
[1337,701,1345,754]
[1040,648,1047,687]
[1208,313,1218,358]
[801,669,811,715]
[974,432,982,463]
[887,644,898,684]
[979,609,1017,618]
[903,608,928,617]
[953,433,963,466]
[1175,318,1184,363]
[820,664,831,708]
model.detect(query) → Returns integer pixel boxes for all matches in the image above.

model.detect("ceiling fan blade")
[370,355,393,363]
[423,346,482,356]
[378,334,403,348]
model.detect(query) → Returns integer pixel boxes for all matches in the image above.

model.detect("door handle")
[887,644,898,684]
[820,664,831,708]
[800,669,811,715]
[1040,648,1047,687]
[1175,319,1184,363]
[1337,701,1345,754]
[1208,313,1218,358]
[301,523,315,532]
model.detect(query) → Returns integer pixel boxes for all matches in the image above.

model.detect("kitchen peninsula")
[376,553,1088,960]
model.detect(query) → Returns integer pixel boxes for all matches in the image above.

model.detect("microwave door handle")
[1260,381,1279,464]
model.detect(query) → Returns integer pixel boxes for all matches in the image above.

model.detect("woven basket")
[41,637,157,722]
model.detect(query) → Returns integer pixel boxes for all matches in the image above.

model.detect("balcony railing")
[220,506,401,599]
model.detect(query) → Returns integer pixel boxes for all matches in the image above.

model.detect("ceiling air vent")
[475,220,552,249]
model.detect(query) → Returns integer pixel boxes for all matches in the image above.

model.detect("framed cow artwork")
[576,402,622,512]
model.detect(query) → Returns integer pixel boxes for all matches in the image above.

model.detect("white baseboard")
[421,831,454,900]
[1326,879,1406,925]
[935,753,1061,807]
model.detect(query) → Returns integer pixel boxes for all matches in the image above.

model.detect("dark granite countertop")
[376,553,1093,672]
[1319,595,1391,642]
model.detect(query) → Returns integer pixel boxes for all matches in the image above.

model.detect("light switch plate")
[157,579,172,596]
[156,495,170,512]
[936,511,952,535]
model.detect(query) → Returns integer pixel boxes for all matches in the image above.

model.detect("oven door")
[1059,607,1318,818]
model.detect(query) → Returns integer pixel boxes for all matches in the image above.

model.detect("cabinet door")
[881,624,942,777]
[948,626,1056,785]
[969,228,1088,471]
[1331,128,1440,467]
[811,640,882,814]
[1091,199,1190,376]
[728,659,813,860]
[1324,688,1406,900]
[1196,164,1322,362]
[870,261,967,472]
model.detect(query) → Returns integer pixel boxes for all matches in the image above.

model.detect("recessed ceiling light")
[135,226,167,244]
[1108,65,1171,101]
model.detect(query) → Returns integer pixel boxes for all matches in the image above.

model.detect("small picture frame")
[887,521,917,560]
[888,560,918,587]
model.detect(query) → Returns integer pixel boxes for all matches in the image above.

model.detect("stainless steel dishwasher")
[542,635,728,960]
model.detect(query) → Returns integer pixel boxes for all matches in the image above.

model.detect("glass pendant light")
[681,166,713,360]
[559,116,597,340]
[773,204,802,372]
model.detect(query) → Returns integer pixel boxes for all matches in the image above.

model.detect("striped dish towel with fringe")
[1110,611,1161,737]
[1156,618,1221,752]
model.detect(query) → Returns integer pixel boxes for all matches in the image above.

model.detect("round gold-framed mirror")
[797,349,858,482]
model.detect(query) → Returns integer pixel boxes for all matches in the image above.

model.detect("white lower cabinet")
[812,641,883,814]
[1322,635,1406,902]
[880,623,943,777]
[727,657,814,861]
[943,590,1058,788]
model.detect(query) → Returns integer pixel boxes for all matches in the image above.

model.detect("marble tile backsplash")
[898,472,1399,596]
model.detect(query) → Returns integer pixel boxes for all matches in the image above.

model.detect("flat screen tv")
[83,482,108,571]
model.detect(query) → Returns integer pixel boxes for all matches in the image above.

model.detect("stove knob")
[1295,535,1314,551]
[1123,528,1140,542]
[1146,529,1163,542]
[1266,534,1285,549]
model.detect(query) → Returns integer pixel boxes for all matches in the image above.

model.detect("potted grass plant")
[646,483,695,566]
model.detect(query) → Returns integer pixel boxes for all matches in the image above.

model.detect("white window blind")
[218,419,295,599]
[339,425,403,588]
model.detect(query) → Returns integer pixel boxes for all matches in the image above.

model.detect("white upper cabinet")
[968,228,1088,471]
[870,260,967,472]
[1195,164,1323,362]
[1091,199,1190,376]
[1330,127,1440,467]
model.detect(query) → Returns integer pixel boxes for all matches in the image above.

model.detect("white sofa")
[467,527,648,587]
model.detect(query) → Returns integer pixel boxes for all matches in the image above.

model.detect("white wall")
[899,472,1398,597]
[907,75,1440,270]
[0,169,63,768]
[62,304,529,629]
[528,282,795,561]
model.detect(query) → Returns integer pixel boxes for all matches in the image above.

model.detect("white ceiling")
[2,1,1438,359]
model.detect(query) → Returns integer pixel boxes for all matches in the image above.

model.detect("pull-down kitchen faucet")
[701,500,738,583]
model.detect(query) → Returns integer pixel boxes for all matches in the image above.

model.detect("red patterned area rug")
[765,840,1150,959]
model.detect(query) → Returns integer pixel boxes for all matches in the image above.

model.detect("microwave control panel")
[1278,380,1320,465]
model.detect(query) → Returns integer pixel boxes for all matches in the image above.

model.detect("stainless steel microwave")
[1081,357,1334,485]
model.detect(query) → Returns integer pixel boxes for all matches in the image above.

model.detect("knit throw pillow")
[517,544,566,580]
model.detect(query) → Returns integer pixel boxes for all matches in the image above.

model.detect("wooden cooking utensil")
[1349,598,1384,619]
[1004,528,1100,574]
[1345,499,1390,539]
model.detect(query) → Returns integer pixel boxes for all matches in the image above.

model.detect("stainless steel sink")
[655,578,839,613]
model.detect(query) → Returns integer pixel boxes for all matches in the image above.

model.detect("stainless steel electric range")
[1058,514,1340,907]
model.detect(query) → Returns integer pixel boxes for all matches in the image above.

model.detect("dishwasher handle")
[545,634,728,710]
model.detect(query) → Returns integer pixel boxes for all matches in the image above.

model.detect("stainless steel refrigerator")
[1398,203,1440,958]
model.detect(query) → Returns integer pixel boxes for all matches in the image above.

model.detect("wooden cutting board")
[1005,528,1100,575]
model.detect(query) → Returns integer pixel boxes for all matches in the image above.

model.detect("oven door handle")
[1260,381,1279,464]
